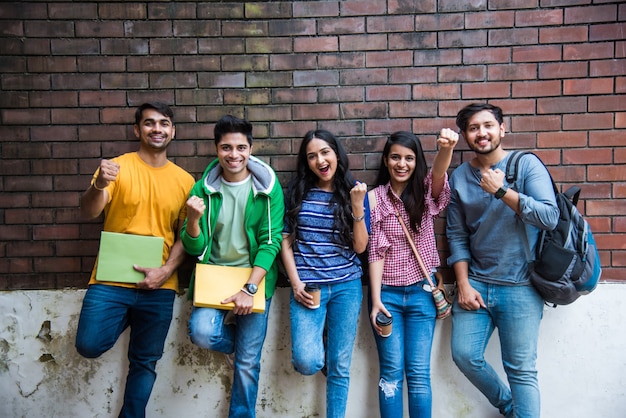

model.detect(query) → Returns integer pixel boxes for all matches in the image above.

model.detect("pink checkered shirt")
[368,171,450,286]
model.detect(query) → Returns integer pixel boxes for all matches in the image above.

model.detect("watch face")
[245,283,258,294]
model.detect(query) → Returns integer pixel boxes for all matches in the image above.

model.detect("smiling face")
[306,137,338,191]
[463,109,506,155]
[216,132,251,182]
[134,108,175,151]
[384,143,416,193]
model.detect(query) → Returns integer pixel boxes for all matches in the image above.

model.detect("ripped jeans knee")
[379,378,400,399]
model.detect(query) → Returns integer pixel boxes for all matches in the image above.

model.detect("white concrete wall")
[1,284,624,418]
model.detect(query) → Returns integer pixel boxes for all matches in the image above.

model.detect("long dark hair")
[375,131,428,232]
[286,129,355,247]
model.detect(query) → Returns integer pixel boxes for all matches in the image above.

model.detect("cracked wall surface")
[0,286,624,418]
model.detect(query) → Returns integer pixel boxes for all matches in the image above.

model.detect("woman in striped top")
[281,129,369,418]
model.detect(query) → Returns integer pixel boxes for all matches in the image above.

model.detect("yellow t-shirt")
[88,152,195,291]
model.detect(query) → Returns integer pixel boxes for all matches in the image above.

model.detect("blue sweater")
[446,152,559,285]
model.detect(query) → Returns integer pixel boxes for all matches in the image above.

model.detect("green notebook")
[95,231,164,283]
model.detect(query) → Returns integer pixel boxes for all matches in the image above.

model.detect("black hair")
[455,103,504,133]
[374,131,428,232]
[214,115,253,145]
[285,129,355,247]
[134,102,174,126]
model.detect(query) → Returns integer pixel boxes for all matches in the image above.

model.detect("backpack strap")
[505,150,531,183]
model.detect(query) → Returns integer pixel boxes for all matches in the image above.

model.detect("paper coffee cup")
[304,284,321,309]
[376,312,393,337]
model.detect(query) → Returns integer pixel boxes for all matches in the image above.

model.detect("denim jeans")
[290,279,362,418]
[451,279,544,418]
[370,282,436,418]
[188,298,272,418]
[75,284,175,418]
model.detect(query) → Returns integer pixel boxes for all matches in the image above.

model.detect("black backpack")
[506,151,602,306]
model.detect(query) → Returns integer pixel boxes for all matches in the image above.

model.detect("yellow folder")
[193,264,265,313]
[95,231,164,283]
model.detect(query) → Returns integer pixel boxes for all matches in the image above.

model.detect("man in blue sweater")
[446,103,559,418]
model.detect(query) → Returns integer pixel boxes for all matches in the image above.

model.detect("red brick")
[31,125,77,142]
[341,1,386,16]
[318,86,364,103]
[293,70,339,87]
[590,130,626,147]
[513,45,562,62]
[319,17,365,35]
[272,88,317,104]
[246,38,292,54]
[564,148,614,165]
[51,108,99,125]
[389,33,437,50]
[247,106,291,122]
[537,96,587,114]
[462,82,511,99]
[415,14,464,31]
[270,122,318,139]
[101,73,149,90]
[414,84,461,101]
[510,115,562,132]
[245,2,291,19]
[51,39,100,55]
[318,53,365,69]
[24,20,74,37]
[439,31,487,48]
[565,5,618,24]
[389,0,436,14]
[173,20,220,37]
[32,159,79,175]
[128,56,174,72]
[537,131,588,149]
[440,66,486,82]
[563,78,614,95]
[99,3,146,19]
[466,11,514,29]
[340,69,387,85]
[1,108,50,125]
[586,201,626,217]
[513,80,561,97]
[224,89,270,105]
[589,22,626,42]
[75,21,124,37]
[292,104,339,120]
[78,56,125,73]
[516,9,563,27]
[79,91,127,107]
[563,113,614,131]
[389,67,437,84]
[590,59,626,77]
[293,1,339,18]
[30,91,78,108]
[197,3,244,19]
[463,47,511,64]
[564,42,615,60]
[269,20,315,36]
[149,2,197,19]
[368,15,414,33]
[101,39,149,55]
[489,63,536,81]
[540,26,588,44]
[247,72,292,88]
[339,34,387,51]
[489,28,538,46]
[539,61,588,79]
[271,54,317,71]
[23,39,50,55]
[149,72,197,89]
[390,102,437,118]
[366,85,411,101]
[366,51,413,68]
[340,103,387,120]
[589,96,626,112]
[366,119,412,136]
[294,36,338,53]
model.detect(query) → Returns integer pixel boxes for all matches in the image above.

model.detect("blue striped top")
[284,188,368,284]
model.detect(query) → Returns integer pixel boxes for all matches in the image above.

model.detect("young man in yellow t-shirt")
[75,102,195,418]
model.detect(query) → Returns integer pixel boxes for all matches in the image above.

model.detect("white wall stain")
[0,286,625,418]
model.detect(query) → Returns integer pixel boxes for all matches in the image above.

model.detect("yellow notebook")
[193,264,265,313]
[95,231,164,283]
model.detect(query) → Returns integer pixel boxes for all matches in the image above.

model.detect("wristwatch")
[494,185,508,199]
[242,283,258,295]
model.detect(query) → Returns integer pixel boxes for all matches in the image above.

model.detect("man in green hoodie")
[181,114,284,418]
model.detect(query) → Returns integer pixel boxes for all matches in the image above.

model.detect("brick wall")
[1,1,624,289]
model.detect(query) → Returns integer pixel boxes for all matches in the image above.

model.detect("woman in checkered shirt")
[367,129,458,418]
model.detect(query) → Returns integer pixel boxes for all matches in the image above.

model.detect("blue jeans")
[75,284,175,418]
[371,282,436,418]
[451,279,544,418]
[188,299,271,418]
[290,279,362,418]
